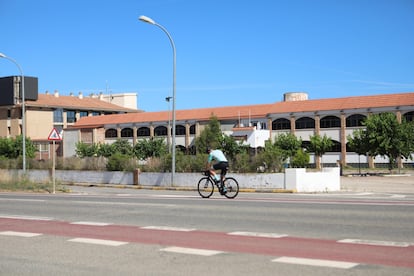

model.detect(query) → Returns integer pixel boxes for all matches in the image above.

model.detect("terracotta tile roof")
[72,103,274,128]
[26,93,139,113]
[268,92,414,114]
[71,92,414,128]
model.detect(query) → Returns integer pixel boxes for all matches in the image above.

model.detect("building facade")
[67,92,414,168]
[0,76,139,160]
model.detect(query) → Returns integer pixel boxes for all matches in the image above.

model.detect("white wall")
[285,168,340,192]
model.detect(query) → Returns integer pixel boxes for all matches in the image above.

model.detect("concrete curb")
[66,183,295,193]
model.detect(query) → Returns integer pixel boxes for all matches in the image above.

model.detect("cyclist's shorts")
[213,161,229,175]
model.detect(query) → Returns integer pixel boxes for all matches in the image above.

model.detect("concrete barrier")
[285,168,341,192]
[2,168,341,192]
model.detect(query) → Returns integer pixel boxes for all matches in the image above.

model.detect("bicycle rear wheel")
[197,177,214,198]
[223,177,239,199]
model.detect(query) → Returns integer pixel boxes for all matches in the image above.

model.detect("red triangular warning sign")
[48,128,62,140]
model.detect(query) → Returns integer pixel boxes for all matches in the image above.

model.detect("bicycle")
[197,171,239,199]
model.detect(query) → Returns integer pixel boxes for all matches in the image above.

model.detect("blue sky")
[1,0,413,112]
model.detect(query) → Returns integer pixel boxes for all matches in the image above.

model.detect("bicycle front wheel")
[197,177,214,198]
[223,177,239,199]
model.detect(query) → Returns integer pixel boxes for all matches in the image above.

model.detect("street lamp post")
[0,53,26,173]
[165,96,172,153]
[139,15,176,186]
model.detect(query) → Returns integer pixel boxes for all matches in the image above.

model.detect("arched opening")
[272,118,291,130]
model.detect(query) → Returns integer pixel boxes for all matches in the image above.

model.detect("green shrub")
[291,148,310,168]
[106,154,137,171]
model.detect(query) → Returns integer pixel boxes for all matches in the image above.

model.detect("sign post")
[48,128,62,194]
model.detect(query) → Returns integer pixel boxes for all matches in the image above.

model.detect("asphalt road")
[1,188,414,275]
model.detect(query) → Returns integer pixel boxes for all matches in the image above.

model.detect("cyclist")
[206,147,229,188]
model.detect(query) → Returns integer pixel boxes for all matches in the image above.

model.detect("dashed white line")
[390,194,406,198]
[70,221,112,226]
[0,231,42,237]
[272,257,359,269]
[161,246,224,256]
[141,226,196,232]
[337,239,413,247]
[228,231,288,238]
[68,238,128,246]
[0,215,54,221]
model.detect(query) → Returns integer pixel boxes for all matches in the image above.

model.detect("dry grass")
[0,170,68,193]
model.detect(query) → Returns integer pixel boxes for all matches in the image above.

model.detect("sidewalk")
[340,174,414,194]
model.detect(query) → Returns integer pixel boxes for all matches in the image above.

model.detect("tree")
[134,138,167,159]
[110,139,134,156]
[291,148,310,168]
[75,142,98,157]
[347,129,370,174]
[255,140,284,172]
[97,143,116,157]
[0,135,36,159]
[195,115,222,153]
[360,112,414,172]
[195,115,246,158]
[219,135,248,161]
[308,134,333,170]
[273,133,302,166]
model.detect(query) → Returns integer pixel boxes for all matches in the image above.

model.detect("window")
[54,109,63,123]
[320,116,340,128]
[176,125,186,135]
[53,126,63,134]
[346,114,366,127]
[67,111,76,123]
[301,141,311,150]
[327,140,341,152]
[189,125,196,135]
[105,128,117,138]
[92,111,100,116]
[272,118,291,130]
[404,111,414,122]
[137,127,150,137]
[154,126,167,136]
[295,117,315,129]
[121,128,133,137]
[80,111,88,118]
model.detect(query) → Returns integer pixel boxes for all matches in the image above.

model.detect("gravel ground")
[341,173,414,193]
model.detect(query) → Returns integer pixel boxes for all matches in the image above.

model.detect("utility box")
[0,76,38,106]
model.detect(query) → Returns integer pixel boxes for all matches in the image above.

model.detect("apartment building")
[66,92,414,167]
[0,75,139,159]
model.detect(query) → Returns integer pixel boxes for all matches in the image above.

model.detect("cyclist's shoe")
[220,184,227,195]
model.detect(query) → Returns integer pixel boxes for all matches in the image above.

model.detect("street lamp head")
[139,15,155,25]
[0,53,6,58]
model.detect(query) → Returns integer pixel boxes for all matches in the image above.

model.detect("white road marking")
[74,201,176,208]
[272,257,359,269]
[0,215,54,221]
[141,226,196,232]
[70,221,112,226]
[337,239,413,247]
[0,231,42,237]
[228,231,288,238]
[68,238,128,246]
[390,194,406,198]
[0,198,46,202]
[151,194,199,198]
[161,246,223,256]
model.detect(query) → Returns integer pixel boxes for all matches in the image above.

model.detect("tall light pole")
[0,53,26,173]
[139,15,176,186]
[165,96,172,153]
